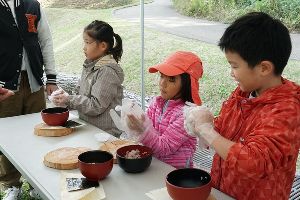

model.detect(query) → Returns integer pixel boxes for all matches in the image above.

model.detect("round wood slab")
[99,140,136,164]
[44,147,91,170]
[34,123,73,137]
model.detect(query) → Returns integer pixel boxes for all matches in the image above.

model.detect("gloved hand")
[183,102,198,135]
[50,88,69,107]
[195,123,219,145]
[126,114,146,134]
[184,105,214,135]
[126,113,152,135]
[184,105,219,146]
[110,99,149,140]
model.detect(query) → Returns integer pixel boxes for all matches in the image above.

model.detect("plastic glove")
[48,88,63,102]
[184,105,218,147]
[110,99,146,140]
[184,105,214,135]
[184,103,209,149]
[196,123,219,145]
[50,88,69,107]
[126,114,146,134]
[183,102,198,136]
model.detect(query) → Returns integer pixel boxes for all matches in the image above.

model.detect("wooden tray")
[99,140,136,164]
[44,147,91,170]
[34,123,73,137]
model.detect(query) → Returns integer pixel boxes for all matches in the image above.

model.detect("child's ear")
[99,41,108,51]
[259,61,274,76]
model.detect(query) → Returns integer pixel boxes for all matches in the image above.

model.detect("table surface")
[0,113,234,200]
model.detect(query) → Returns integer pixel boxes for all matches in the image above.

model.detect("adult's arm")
[37,6,58,94]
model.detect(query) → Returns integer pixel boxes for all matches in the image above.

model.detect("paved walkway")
[114,0,300,61]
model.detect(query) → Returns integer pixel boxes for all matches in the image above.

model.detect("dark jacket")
[0,0,55,90]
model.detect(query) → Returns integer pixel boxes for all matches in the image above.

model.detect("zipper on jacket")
[158,100,169,123]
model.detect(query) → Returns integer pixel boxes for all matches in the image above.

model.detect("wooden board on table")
[43,147,91,170]
[34,123,73,137]
[99,140,136,164]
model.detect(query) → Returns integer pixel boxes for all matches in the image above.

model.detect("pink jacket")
[139,96,197,168]
[212,78,300,200]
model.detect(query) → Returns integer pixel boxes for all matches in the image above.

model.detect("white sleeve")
[37,6,57,78]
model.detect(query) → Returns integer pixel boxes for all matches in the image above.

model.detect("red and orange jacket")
[212,78,300,200]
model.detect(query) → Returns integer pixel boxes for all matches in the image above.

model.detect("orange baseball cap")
[149,51,203,105]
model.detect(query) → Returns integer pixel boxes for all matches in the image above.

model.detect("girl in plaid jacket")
[52,20,124,137]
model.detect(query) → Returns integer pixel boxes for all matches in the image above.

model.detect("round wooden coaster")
[43,147,91,170]
[34,123,73,137]
[99,140,136,164]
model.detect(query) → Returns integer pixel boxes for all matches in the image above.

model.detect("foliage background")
[2,0,299,198]
[40,0,140,9]
[44,7,300,116]
[40,0,300,179]
[172,0,300,32]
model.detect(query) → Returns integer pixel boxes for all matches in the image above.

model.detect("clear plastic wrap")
[183,103,214,149]
[110,99,145,141]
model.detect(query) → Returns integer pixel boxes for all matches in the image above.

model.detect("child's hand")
[184,105,214,134]
[195,123,219,145]
[52,90,69,107]
[190,106,214,126]
[46,84,58,96]
[184,106,219,146]
[126,114,146,134]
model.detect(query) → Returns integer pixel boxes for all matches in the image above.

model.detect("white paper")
[146,187,172,200]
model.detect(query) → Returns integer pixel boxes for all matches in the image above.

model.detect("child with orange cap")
[126,51,203,168]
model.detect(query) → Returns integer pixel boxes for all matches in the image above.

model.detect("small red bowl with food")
[116,144,152,173]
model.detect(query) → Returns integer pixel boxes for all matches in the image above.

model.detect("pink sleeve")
[139,111,195,157]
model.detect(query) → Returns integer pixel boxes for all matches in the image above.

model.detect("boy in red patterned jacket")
[186,12,300,200]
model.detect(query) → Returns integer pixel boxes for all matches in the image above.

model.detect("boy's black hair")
[84,20,123,63]
[180,73,193,103]
[218,12,291,75]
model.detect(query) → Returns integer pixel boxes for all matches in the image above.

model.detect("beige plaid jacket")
[67,55,124,137]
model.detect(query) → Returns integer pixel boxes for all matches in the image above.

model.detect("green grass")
[0,191,4,199]
[41,0,143,9]
[46,7,300,115]
[46,6,300,170]
[172,0,300,32]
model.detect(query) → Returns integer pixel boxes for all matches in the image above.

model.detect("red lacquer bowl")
[166,168,212,200]
[41,107,69,126]
[78,150,113,181]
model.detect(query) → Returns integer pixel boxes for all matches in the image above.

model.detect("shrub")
[172,0,300,32]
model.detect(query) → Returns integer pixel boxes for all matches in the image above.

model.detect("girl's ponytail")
[111,33,123,63]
